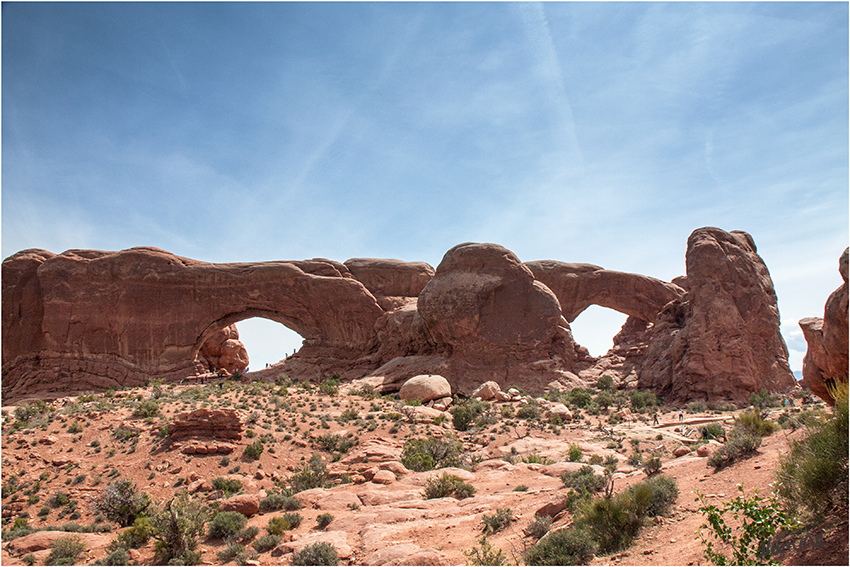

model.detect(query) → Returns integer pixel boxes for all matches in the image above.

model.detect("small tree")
[94,478,150,527]
[149,491,208,564]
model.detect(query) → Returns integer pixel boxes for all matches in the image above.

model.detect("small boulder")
[38,436,57,445]
[471,381,502,401]
[218,494,260,517]
[696,445,714,457]
[549,404,573,421]
[673,446,690,457]
[399,375,452,403]
[372,470,396,485]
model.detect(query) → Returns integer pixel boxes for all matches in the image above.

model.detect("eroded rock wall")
[800,247,849,404]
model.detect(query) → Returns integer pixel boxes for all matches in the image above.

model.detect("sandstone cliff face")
[638,228,796,402]
[800,247,849,404]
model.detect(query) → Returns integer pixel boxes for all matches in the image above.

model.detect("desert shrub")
[252,533,281,553]
[482,508,513,535]
[704,423,724,439]
[208,511,247,540]
[288,454,330,493]
[315,513,334,530]
[642,456,662,476]
[527,514,553,540]
[315,432,358,456]
[243,439,264,460]
[212,477,243,497]
[94,547,131,566]
[259,492,301,512]
[596,375,614,391]
[15,400,50,423]
[267,512,302,535]
[239,525,259,542]
[216,543,251,563]
[94,478,150,527]
[114,517,152,548]
[776,382,848,520]
[560,465,607,495]
[523,452,555,465]
[67,421,83,434]
[523,527,598,566]
[49,492,70,508]
[627,451,643,467]
[749,389,778,411]
[399,435,462,472]
[687,400,707,413]
[516,401,541,420]
[45,534,86,565]
[451,398,487,431]
[567,443,583,462]
[423,472,476,500]
[629,390,657,411]
[567,388,594,409]
[735,410,780,437]
[576,492,643,553]
[292,541,339,565]
[708,428,762,470]
[696,485,797,566]
[319,377,339,396]
[133,399,160,418]
[463,536,507,566]
[624,474,679,517]
[149,492,208,563]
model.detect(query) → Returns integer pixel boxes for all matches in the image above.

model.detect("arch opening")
[569,304,629,357]
[236,318,304,369]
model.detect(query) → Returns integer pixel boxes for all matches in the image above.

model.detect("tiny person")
[678,409,684,422]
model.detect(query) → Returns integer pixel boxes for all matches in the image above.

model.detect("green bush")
[315,513,334,530]
[708,428,762,470]
[133,399,160,418]
[451,399,487,431]
[629,390,658,411]
[94,478,150,527]
[399,435,462,472]
[704,423,724,439]
[567,443,583,462]
[567,388,594,409]
[749,389,777,411]
[267,513,302,535]
[776,382,848,520]
[212,477,243,497]
[45,534,86,566]
[292,541,339,565]
[463,536,507,566]
[624,474,679,517]
[149,492,208,564]
[596,375,614,391]
[735,410,780,437]
[114,517,151,549]
[94,547,131,566]
[288,454,330,493]
[482,508,513,535]
[315,433,358,455]
[516,402,541,420]
[423,473,476,500]
[259,492,302,512]
[244,439,264,460]
[252,534,281,553]
[696,485,797,565]
[209,511,247,540]
[523,527,598,566]
[642,456,662,476]
[216,543,246,563]
[560,465,607,495]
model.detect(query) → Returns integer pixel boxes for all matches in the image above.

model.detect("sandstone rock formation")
[199,324,249,374]
[2,229,797,404]
[398,374,451,403]
[800,248,849,404]
[638,228,796,402]
[168,408,243,442]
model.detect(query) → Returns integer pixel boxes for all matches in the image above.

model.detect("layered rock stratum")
[2,227,798,404]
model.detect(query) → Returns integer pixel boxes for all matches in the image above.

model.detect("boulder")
[399,375,451,403]
[536,499,567,518]
[218,494,259,517]
[6,531,113,556]
[471,381,502,400]
[673,446,690,457]
[639,228,796,403]
[549,403,573,421]
[372,469,396,485]
[278,531,352,560]
[199,324,249,374]
[696,444,714,457]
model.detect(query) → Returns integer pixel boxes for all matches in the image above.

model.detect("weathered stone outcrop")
[1,247,384,401]
[2,229,798,404]
[526,261,685,322]
[168,408,243,442]
[800,247,849,404]
[638,227,796,402]
[199,324,249,374]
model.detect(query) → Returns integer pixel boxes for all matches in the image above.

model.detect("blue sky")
[2,2,847,371]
